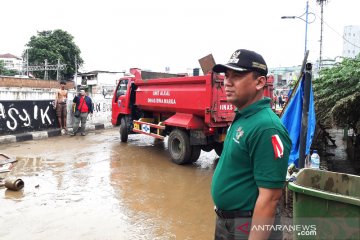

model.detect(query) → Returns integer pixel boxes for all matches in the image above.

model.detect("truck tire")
[214,142,223,156]
[189,146,201,163]
[168,129,191,165]
[120,117,128,142]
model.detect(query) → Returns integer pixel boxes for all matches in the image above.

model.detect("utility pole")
[44,59,48,80]
[281,1,315,57]
[304,0,309,54]
[317,0,328,70]
[299,63,312,168]
[74,56,78,85]
[56,58,61,81]
[26,49,29,77]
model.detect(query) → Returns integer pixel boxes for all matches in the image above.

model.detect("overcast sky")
[1,0,359,73]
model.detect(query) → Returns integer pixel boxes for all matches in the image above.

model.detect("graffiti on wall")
[93,101,112,113]
[64,96,112,126]
[90,99,112,123]
[0,100,57,135]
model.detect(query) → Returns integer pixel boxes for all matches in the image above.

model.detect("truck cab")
[112,77,132,125]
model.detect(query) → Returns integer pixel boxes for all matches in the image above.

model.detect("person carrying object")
[69,89,93,136]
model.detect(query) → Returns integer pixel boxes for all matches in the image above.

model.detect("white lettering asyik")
[7,108,19,130]
[0,103,5,119]
[18,109,31,127]
[34,105,39,120]
[40,106,51,124]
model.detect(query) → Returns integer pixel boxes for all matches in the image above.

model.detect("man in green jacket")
[211,49,291,240]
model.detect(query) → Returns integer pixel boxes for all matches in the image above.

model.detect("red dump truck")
[112,68,273,164]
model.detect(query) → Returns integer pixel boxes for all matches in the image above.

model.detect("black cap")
[213,49,268,76]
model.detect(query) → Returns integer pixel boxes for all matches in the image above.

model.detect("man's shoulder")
[248,108,288,136]
[85,96,93,102]
[250,107,276,124]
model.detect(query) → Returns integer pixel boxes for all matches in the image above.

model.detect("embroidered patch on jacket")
[271,134,284,159]
[235,127,244,140]
[232,126,244,143]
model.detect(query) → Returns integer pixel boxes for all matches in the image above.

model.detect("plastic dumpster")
[288,168,360,240]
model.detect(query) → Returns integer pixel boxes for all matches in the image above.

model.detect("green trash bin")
[288,168,360,240]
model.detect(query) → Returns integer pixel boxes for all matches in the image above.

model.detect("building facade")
[343,25,360,58]
[0,53,23,72]
[269,66,301,87]
[74,70,124,98]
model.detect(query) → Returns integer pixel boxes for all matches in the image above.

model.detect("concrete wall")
[0,86,63,101]
[88,94,112,125]
[0,76,75,89]
[0,78,113,135]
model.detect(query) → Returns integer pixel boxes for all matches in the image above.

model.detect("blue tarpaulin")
[281,76,316,166]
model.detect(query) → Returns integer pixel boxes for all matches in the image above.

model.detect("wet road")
[0,128,218,240]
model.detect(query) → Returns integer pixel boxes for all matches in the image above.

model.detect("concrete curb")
[0,123,113,144]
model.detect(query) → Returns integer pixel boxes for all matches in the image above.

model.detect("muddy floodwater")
[0,129,219,240]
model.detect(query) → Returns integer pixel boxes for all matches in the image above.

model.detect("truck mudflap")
[163,113,204,129]
[133,118,165,139]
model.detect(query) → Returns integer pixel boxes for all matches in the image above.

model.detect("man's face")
[80,90,85,96]
[224,69,259,110]
[60,83,65,89]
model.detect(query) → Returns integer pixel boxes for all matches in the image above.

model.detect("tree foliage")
[25,29,83,80]
[0,60,18,76]
[313,56,360,133]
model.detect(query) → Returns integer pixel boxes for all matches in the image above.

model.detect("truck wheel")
[168,129,191,165]
[120,117,128,142]
[189,146,201,163]
[214,142,223,156]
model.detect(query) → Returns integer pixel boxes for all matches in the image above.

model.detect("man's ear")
[256,76,266,90]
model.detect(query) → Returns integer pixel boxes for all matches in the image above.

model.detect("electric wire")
[309,6,360,49]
